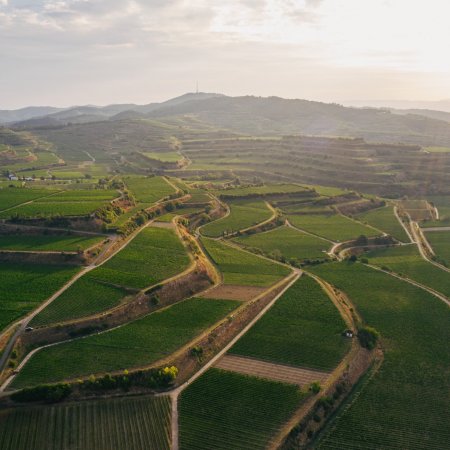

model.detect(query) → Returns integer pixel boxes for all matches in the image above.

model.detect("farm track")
[214,354,329,386]
[423,226,450,232]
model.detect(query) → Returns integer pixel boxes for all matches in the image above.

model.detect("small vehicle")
[25,326,34,332]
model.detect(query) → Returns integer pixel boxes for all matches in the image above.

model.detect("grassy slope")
[288,213,379,242]
[124,176,175,203]
[357,206,409,242]
[201,200,272,237]
[12,298,240,388]
[179,368,305,450]
[0,188,57,211]
[229,276,349,370]
[425,231,450,265]
[233,226,329,262]
[202,238,291,287]
[310,262,450,449]
[0,263,80,333]
[0,235,103,252]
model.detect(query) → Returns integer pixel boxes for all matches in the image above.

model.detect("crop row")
[124,176,175,203]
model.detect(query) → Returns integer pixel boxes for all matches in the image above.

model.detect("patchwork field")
[0,263,80,333]
[0,235,103,252]
[201,238,291,287]
[233,225,330,262]
[12,298,240,388]
[365,244,450,298]
[201,199,272,237]
[310,262,450,449]
[179,368,306,450]
[213,183,308,198]
[288,213,379,242]
[0,395,171,450]
[229,276,349,371]
[124,176,175,203]
[0,188,58,211]
[91,226,190,289]
[357,206,409,242]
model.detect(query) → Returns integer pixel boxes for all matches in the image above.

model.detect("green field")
[0,188,57,211]
[124,176,175,203]
[421,195,450,228]
[0,395,171,450]
[357,206,409,242]
[91,226,190,289]
[425,231,450,265]
[365,244,450,298]
[202,238,291,287]
[39,189,118,202]
[0,263,79,333]
[230,276,349,371]
[143,151,181,162]
[288,213,380,242]
[214,183,308,198]
[30,278,129,327]
[179,368,305,450]
[12,298,240,388]
[425,146,450,153]
[0,235,103,252]
[310,262,450,449]
[233,225,329,262]
[201,200,272,237]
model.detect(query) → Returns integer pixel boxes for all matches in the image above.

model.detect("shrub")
[310,381,321,394]
[12,383,72,403]
[357,326,380,350]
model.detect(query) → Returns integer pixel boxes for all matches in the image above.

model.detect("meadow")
[179,368,305,450]
[0,235,103,252]
[124,176,175,203]
[201,238,291,287]
[0,263,79,333]
[233,225,330,262]
[425,231,450,265]
[12,298,240,388]
[357,205,409,242]
[91,226,190,289]
[0,395,171,450]
[229,276,349,371]
[288,213,380,242]
[201,199,272,237]
[310,262,450,449]
[365,244,450,298]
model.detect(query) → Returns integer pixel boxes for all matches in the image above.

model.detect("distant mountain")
[0,106,65,124]
[390,108,450,123]
[343,99,450,113]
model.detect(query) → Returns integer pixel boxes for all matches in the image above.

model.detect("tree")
[357,326,380,350]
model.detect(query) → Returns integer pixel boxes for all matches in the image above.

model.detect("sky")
[1,0,449,109]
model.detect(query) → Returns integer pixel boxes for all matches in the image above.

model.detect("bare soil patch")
[199,284,265,301]
[151,221,175,229]
[215,354,329,386]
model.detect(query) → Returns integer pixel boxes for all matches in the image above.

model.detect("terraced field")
[12,298,240,388]
[0,235,103,251]
[0,188,58,211]
[229,276,349,371]
[310,262,450,449]
[124,176,175,203]
[201,238,291,287]
[0,395,171,450]
[143,151,181,162]
[425,231,450,265]
[0,263,80,333]
[213,183,308,198]
[365,244,450,298]
[201,199,272,237]
[357,205,409,242]
[91,226,190,289]
[233,225,329,262]
[288,213,379,242]
[179,368,306,450]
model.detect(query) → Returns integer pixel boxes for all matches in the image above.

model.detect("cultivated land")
[12,298,240,388]
[0,188,58,211]
[201,237,291,287]
[233,225,330,262]
[124,176,175,203]
[357,205,409,242]
[0,263,79,333]
[0,235,103,252]
[425,230,450,265]
[288,213,379,242]
[213,183,308,198]
[91,226,190,289]
[310,262,450,449]
[179,368,306,450]
[201,199,272,237]
[365,244,450,298]
[0,395,171,450]
[229,276,349,371]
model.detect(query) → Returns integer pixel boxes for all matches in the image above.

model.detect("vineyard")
[124,176,175,203]
[0,235,103,251]
[425,230,450,265]
[12,298,240,388]
[201,238,291,286]
[0,188,58,211]
[310,262,450,449]
[0,395,171,450]
[179,368,305,450]
[229,276,349,371]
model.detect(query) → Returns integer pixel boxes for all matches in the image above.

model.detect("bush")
[357,326,380,350]
[12,383,72,403]
[310,381,321,394]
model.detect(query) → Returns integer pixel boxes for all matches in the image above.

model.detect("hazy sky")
[1,0,449,109]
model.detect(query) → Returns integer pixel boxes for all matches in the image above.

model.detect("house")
[8,174,18,181]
